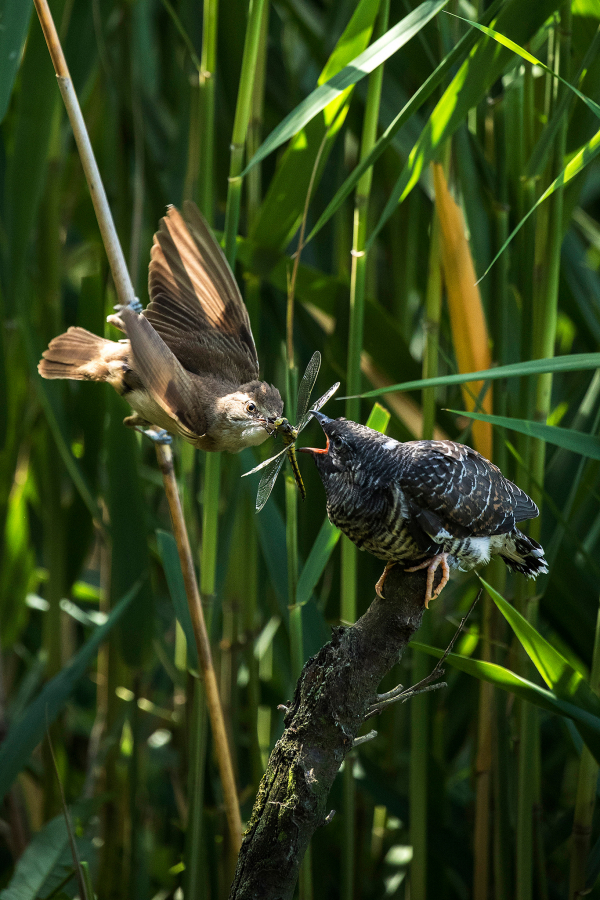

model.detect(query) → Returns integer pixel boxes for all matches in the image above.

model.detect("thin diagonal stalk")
[243,0,269,797]
[410,153,445,900]
[181,3,220,892]
[217,17,269,810]
[33,0,134,310]
[33,0,242,850]
[283,113,331,900]
[569,599,600,897]
[341,5,389,897]
[517,11,570,900]
[156,444,242,849]
[198,0,218,217]
[224,0,268,266]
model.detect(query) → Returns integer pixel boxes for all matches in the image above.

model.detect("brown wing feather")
[399,440,539,539]
[122,307,207,439]
[145,203,259,381]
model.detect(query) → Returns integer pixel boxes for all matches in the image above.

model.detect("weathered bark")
[229,565,436,900]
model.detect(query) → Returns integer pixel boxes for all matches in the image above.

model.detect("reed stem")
[33,0,241,850]
[224,0,268,266]
[569,600,600,898]
[156,443,242,849]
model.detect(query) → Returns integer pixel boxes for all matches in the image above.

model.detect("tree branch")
[229,565,438,900]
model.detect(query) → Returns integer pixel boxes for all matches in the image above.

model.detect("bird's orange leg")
[406,553,450,608]
[375,562,396,598]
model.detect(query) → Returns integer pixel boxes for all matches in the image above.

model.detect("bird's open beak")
[299,410,333,455]
[299,435,329,456]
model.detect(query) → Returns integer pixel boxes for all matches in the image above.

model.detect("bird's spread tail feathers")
[38,327,125,384]
[500,530,548,578]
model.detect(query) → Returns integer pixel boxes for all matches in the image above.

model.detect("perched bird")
[38,202,283,452]
[300,413,548,606]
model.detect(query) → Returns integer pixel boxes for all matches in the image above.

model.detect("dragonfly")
[242,351,340,512]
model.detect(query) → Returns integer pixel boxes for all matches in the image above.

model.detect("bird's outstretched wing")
[122,307,206,440]
[399,440,538,540]
[145,202,259,383]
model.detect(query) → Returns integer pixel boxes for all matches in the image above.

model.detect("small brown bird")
[38,202,283,451]
[300,413,548,606]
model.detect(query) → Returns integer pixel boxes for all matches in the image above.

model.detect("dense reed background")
[1,0,600,897]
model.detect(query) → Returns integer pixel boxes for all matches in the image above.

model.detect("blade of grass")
[445,409,600,461]
[444,12,600,122]
[0,2,33,122]
[478,124,600,282]
[156,529,199,670]
[411,642,600,764]
[250,0,380,252]
[0,581,141,802]
[243,0,449,175]
[351,353,600,398]
[569,599,600,897]
[366,0,564,251]
[480,577,600,717]
[304,0,507,249]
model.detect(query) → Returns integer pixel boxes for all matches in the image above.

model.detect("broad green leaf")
[0,1,33,123]
[21,323,101,524]
[244,0,449,175]
[240,448,289,623]
[0,461,34,646]
[573,0,600,15]
[480,577,600,718]
[0,802,96,900]
[5,12,60,307]
[366,402,391,434]
[156,529,198,669]
[0,582,141,802]
[478,125,600,281]
[412,642,600,764]
[296,516,341,608]
[446,13,600,121]
[106,393,152,668]
[351,353,600,398]
[367,0,562,249]
[305,0,506,247]
[249,0,380,251]
[447,410,600,461]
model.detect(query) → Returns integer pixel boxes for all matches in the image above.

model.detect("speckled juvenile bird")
[300,413,548,606]
[38,202,283,452]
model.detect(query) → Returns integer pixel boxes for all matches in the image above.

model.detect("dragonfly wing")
[297,381,341,432]
[241,445,288,477]
[295,351,321,422]
[256,455,286,512]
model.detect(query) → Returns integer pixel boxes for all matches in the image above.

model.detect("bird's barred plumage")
[301,415,548,598]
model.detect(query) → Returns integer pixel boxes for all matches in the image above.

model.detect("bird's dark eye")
[332,436,344,450]
[246,401,257,414]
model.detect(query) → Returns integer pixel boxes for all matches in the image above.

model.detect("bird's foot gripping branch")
[228,565,446,900]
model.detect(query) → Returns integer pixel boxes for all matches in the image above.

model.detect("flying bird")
[38,202,282,451]
[300,414,548,607]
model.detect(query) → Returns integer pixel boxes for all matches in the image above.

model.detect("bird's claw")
[375,561,396,598]
[137,427,172,445]
[406,552,450,607]
[113,297,143,314]
[108,298,143,331]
